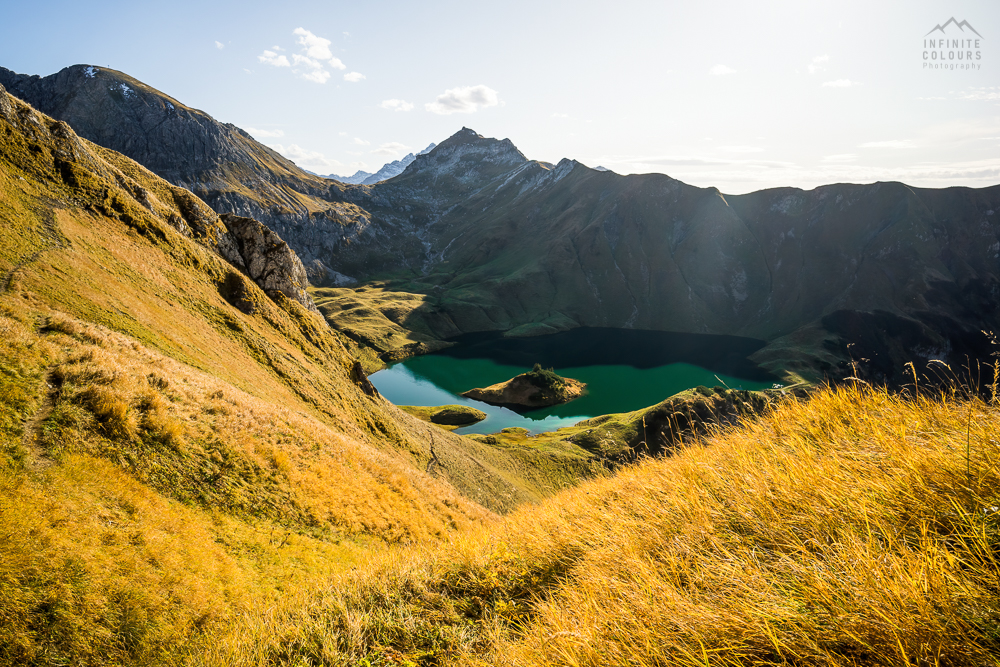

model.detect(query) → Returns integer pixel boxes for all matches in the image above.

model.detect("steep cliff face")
[220,213,321,316]
[0,64,364,282]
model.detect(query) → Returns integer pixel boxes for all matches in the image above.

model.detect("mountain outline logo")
[925,17,982,38]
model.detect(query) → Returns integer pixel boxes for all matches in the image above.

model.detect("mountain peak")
[389,129,528,185]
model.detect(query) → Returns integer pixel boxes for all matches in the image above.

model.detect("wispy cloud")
[960,86,1000,101]
[268,143,343,171]
[859,140,915,149]
[215,41,225,50]
[344,72,366,83]
[379,99,414,112]
[425,85,499,114]
[293,27,333,60]
[373,142,410,156]
[301,70,331,84]
[353,137,370,146]
[709,64,736,76]
[807,54,829,75]
[244,127,285,139]
[823,79,861,88]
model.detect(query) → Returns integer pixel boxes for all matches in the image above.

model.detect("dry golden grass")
[185,382,1000,666]
[0,301,497,666]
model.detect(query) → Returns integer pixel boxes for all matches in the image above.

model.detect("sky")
[1,0,997,194]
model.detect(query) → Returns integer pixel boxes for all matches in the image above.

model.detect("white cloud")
[821,153,857,163]
[807,54,829,75]
[292,54,323,69]
[961,86,1000,101]
[373,142,410,156]
[353,137,370,146]
[552,112,569,118]
[822,79,861,88]
[215,41,225,50]
[261,29,352,84]
[258,50,290,67]
[344,71,366,82]
[859,140,915,149]
[425,85,500,114]
[293,27,333,60]
[379,99,414,112]
[268,143,343,171]
[709,64,736,76]
[244,127,285,139]
[718,145,764,153]
[338,131,348,137]
[301,69,331,84]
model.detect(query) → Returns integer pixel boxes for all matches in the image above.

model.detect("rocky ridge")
[0,76,320,317]
[0,64,365,284]
[6,64,1000,383]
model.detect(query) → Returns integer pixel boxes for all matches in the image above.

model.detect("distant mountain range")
[325,144,437,185]
[4,63,998,384]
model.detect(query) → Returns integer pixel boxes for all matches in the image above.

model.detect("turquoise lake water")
[369,328,777,435]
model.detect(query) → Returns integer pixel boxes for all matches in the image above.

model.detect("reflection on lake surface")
[369,328,778,435]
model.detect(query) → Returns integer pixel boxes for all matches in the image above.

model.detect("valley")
[0,59,998,667]
[4,65,999,387]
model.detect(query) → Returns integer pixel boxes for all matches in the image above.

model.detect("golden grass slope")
[191,383,1000,666]
[0,82,596,514]
[0,84,607,663]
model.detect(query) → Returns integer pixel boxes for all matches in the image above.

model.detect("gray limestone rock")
[219,214,321,316]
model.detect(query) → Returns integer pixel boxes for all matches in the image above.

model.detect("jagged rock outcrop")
[219,214,321,316]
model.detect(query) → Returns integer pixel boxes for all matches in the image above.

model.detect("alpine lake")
[370,328,779,435]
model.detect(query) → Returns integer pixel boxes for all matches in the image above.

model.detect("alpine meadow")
[1,3,999,666]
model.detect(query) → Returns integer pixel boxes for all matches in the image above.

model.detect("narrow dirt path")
[20,369,60,471]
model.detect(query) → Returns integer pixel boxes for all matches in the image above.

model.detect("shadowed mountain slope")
[6,64,999,382]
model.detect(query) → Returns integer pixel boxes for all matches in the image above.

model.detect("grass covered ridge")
[190,383,1000,666]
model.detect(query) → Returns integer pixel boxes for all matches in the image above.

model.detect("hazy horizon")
[2,0,996,194]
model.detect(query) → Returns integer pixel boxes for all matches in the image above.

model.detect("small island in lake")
[462,364,587,409]
[398,404,488,430]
